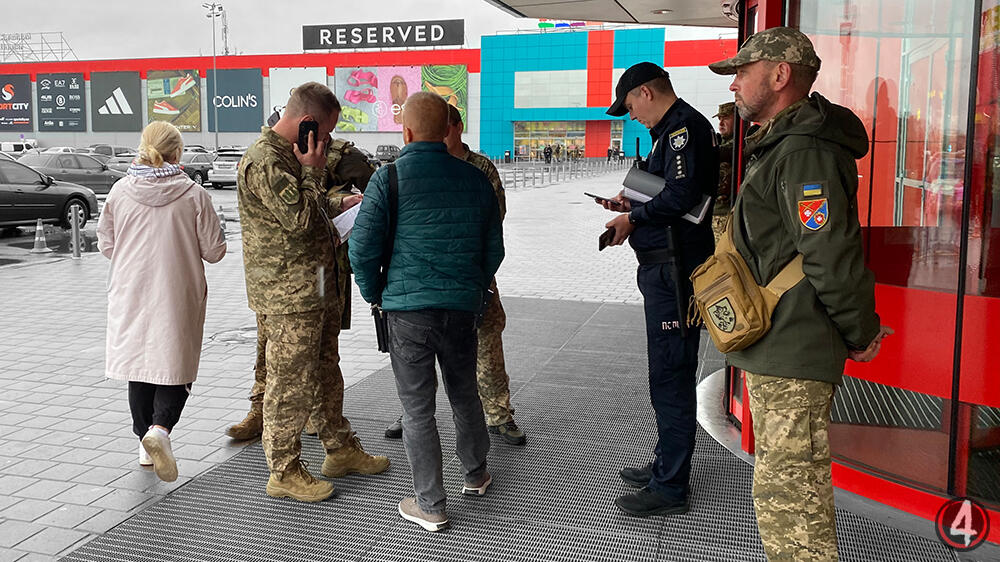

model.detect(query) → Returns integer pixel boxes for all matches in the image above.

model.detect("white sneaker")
[141,427,178,482]
[139,443,153,466]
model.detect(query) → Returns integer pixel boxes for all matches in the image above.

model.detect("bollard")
[532,167,537,188]
[29,218,53,254]
[70,207,82,260]
[217,205,227,238]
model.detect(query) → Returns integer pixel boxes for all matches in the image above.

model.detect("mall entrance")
[513,120,623,161]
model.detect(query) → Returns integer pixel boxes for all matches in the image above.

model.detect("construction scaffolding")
[0,32,78,63]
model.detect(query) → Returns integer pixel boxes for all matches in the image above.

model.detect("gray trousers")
[387,309,490,514]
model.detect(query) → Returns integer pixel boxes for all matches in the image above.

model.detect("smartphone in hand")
[297,120,319,154]
[585,192,622,208]
[599,227,615,251]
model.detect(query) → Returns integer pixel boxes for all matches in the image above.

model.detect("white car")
[42,146,77,153]
[207,150,244,189]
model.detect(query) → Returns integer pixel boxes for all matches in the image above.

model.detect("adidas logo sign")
[98,87,133,115]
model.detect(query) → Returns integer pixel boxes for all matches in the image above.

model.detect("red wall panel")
[586,30,614,107]
[585,121,611,158]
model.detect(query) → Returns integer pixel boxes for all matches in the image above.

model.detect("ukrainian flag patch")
[801,182,824,197]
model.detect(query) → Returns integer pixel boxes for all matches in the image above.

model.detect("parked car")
[179,151,216,186]
[18,152,126,195]
[184,144,210,153]
[106,155,137,173]
[357,147,381,169]
[42,146,77,153]
[0,152,15,162]
[208,149,244,189]
[0,140,37,154]
[88,144,135,158]
[73,148,111,164]
[0,158,99,229]
[375,144,400,163]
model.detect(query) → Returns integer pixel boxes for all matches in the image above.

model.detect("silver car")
[18,152,126,195]
[208,150,244,189]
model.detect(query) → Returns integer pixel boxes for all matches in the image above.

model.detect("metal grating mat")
[63,298,958,562]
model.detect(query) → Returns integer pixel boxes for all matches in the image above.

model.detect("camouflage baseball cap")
[708,27,821,75]
[713,102,735,118]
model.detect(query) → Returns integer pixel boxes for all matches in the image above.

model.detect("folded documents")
[332,204,360,240]
[622,167,712,225]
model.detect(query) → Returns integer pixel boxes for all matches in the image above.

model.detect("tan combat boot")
[266,461,334,503]
[321,435,390,478]
[226,402,263,440]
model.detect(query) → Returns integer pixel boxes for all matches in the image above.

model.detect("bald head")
[402,92,449,143]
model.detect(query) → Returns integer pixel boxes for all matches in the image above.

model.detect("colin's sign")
[303,19,464,50]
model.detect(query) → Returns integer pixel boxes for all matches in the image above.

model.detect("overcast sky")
[4,0,732,60]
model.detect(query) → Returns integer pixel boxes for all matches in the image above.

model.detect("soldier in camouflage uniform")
[709,28,890,559]
[711,101,735,243]
[236,82,387,503]
[228,139,374,440]
[383,104,526,446]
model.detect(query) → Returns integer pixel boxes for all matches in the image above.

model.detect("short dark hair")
[788,63,818,92]
[285,82,341,122]
[446,104,463,128]
[642,76,674,96]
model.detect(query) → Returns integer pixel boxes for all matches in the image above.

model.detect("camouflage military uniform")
[246,139,375,430]
[462,144,514,427]
[238,126,353,475]
[712,102,735,243]
[709,28,880,561]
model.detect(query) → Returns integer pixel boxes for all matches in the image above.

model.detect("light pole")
[203,3,223,151]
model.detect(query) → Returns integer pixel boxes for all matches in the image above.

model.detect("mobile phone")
[297,120,319,154]
[599,227,615,251]
[585,192,621,207]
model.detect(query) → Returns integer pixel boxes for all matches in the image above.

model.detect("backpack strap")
[721,211,805,305]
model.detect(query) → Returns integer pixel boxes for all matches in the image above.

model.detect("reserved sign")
[303,19,464,50]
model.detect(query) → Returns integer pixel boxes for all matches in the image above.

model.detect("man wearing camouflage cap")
[709,27,892,560]
[711,101,735,242]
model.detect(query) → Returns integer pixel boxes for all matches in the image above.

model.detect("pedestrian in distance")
[349,91,504,532]
[707,27,893,560]
[237,81,388,503]
[97,121,227,483]
[599,62,719,517]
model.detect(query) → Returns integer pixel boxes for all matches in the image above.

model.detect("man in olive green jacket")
[709,28,891,561]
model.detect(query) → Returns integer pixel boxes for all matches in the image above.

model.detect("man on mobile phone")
[237,82,387,503]
[598,62,718,517]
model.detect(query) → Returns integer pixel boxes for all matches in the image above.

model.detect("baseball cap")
[713,102,735,118]
[606,62,670,117]
[708,27,821,75]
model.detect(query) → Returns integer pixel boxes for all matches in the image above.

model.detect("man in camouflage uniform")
[382,104,526,446]
[227,139,375,440]
[711,101,735,243]
[236,82,387,503]
[709,28,890,559]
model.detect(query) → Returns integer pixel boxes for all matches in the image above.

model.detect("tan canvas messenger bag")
[688,215,804,353]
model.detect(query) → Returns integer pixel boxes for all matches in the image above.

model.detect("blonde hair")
[137,121,183,167]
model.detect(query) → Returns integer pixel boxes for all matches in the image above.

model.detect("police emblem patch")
[798,198,829,231]
[708,297,736,333]
[669,127,689,151]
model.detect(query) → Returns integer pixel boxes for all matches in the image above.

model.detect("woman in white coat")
[97,121,226,482]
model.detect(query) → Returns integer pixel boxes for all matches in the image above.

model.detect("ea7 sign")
[303,19,464,50]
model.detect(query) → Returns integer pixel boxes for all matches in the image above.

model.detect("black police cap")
[606,62,670,117]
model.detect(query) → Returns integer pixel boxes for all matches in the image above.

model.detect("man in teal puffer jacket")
[349,92,504,532]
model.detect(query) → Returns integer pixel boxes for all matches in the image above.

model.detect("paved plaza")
[0,168,980,561]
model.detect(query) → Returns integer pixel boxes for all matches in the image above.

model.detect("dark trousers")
[387,309,489,514]
[637,263,700,501]
[128,382,192,438]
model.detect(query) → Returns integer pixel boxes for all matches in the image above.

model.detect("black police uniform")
[628,98,717,502]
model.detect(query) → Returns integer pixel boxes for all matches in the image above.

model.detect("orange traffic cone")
[29,218,53,254]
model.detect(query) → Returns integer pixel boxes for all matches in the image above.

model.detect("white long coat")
[97,173,226,385]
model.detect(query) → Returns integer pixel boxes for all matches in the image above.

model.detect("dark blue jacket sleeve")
[348,168,389,304]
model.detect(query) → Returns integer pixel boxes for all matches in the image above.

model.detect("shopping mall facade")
[0,28,736,160]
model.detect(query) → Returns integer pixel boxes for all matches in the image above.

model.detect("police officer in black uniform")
[598,62,718,516]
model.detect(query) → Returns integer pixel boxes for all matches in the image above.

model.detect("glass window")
[75,155,102,171]
[0,160,43,185]
[18,154,49,167]
[55,154,77,169]
[181,153,198,163]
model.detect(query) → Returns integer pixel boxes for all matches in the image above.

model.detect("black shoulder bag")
[372,163,398,353]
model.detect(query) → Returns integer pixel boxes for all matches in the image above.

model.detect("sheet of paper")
[332,204,360,240]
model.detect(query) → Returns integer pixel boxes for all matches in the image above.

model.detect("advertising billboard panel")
[374,66,421,132]
[147,70,201,132]
[36,72,86,132]
[0,74,32,132]
[207,69,263,132]
[334,67,378,132]
[90,71,142,132]
[422,65,467,128]
[303,19,464,50]
[267,67,327,124]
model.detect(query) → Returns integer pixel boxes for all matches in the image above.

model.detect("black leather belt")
[635,248,674,265]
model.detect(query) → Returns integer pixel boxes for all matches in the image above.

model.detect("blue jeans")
[387,309,490,514]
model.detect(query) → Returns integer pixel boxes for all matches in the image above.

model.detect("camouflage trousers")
[711,214,727,244]
[476,280,514,426]
[258,307,353,475]
[745,372,837,561]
